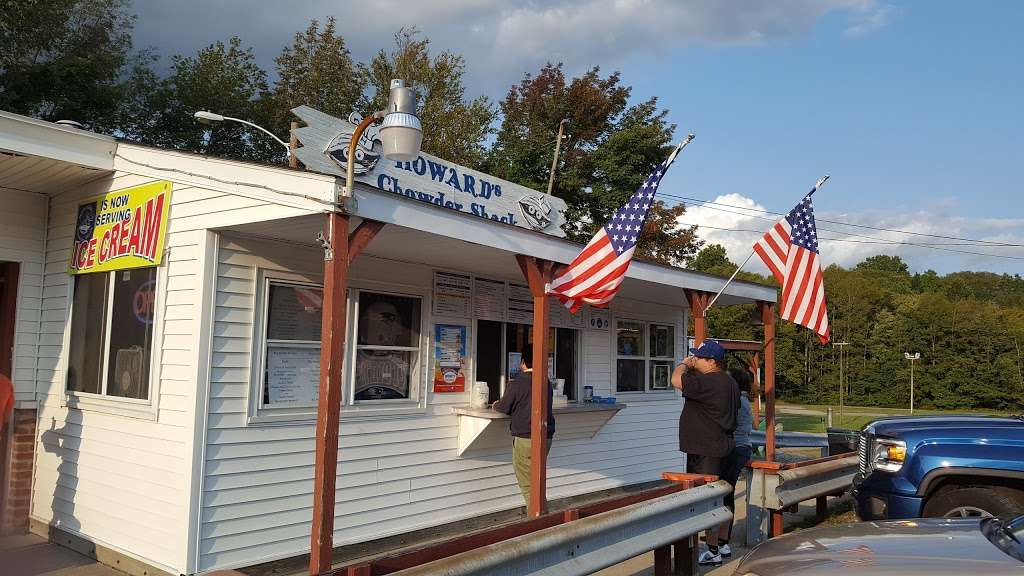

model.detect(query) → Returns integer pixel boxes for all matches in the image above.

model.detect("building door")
[0,262,18,379]
[475,320,504,404]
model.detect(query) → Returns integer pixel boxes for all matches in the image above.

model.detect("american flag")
[753,177,831,344]
[548,139,691,312]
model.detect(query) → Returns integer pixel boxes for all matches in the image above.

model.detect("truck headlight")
[871,438,906,473]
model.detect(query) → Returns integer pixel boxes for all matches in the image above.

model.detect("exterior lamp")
[192,111,291,158]
[344,79,422,198]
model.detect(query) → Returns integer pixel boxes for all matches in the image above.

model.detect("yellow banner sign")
[69,181,173,274]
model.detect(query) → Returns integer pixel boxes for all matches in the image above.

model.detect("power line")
[663,192,1024,248]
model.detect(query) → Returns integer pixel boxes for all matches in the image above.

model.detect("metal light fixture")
[192,111,291,157]
[377,79,422,161]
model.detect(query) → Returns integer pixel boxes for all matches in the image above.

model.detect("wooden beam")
[746,352,762,427]
[311,212,349,575]
[348,220,385,264]
[760,301,777,463]
[685,290,712,346]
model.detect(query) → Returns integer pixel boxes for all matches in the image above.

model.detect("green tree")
[0,0,149,132]
[268,17,367,139]
[366,27,495,168]
[488,63,701,264]
[128,37,276,162]
[688,244,733,274]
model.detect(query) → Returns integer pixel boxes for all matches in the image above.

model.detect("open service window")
[66,268,158,410]
[615,319,676,393]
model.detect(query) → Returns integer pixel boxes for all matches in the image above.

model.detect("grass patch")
[790,498,859,532]
[774,414,875,433]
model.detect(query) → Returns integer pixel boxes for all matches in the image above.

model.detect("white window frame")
[63,268,163,420]
[344,281,429,416]
[613,317,679,395]
[248,272,325,424]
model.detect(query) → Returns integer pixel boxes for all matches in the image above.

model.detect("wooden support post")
[760,301,777,463]
[515,255,557,518]
[673,536,699,576]
[746,352,762,428]
[816,496,828,522]
[289,121,300,168]
[310,216,385,576]
[563,509,580,523]
[685,290,712,346]
[345,564,371,576]
[770,509,785,538]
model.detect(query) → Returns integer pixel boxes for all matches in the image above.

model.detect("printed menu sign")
[433,271,472,317]
[433,324,467,393]
[507,283,534,324]
[473,277,507,321]
[266,347,320,404]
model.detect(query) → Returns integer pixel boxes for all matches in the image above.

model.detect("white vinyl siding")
[0,188,46,402]
[198,236,689,572]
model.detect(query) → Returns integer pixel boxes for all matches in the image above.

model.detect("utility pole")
[833,342,849,425]
[904,352,920,414]
[546,119,569,195]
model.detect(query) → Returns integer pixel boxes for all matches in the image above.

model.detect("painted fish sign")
[290,106,568,237]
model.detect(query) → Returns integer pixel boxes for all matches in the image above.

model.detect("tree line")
[690,248,1024,412]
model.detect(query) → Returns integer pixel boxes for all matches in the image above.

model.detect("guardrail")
[387,480,733,576]
[750,430,829,457]
[745,453,859,545]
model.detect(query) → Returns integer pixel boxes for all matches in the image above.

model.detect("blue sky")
[129,0,1024,273]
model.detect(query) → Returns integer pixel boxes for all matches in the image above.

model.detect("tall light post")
[310,79,422,576]
[546,118,569,195]
[193,111,292,158]
[904,352,920,414]
[833,341,849,425]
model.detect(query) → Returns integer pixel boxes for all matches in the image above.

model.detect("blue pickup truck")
[852,415,1024,520]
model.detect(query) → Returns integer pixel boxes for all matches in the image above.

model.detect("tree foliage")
[701,251,1024,412]
[486,63,702,265]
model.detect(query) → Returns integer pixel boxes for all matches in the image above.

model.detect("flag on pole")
[753,177,831,343]
[547,141,688,312]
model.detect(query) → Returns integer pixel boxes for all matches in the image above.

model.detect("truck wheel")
[922,486,1024,518]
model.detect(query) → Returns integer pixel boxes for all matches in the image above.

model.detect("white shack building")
[0,109,776,575]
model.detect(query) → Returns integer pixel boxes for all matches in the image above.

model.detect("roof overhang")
[0,110,118,194]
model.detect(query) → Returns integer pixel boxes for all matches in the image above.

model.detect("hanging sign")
[588,307,611,331]
[433,324,467,393]
[69,181,173,274]
[289,106,569,236]
[473,277,507,322]
[507,283,534,325]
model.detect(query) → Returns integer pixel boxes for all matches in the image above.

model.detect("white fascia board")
[0,110,116,170]
[351,182,777,304]
[115,144,337,211]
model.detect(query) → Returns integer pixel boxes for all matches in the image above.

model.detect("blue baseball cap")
[689,340,725,362]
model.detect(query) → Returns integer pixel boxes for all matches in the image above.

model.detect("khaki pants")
[513,436,551,505]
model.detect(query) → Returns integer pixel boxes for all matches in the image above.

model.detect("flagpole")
[667,133,696,167]
[702,174,830,317]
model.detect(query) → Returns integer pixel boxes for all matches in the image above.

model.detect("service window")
[352,290,422,401]
[67,268,157,400]
[615,319,676,393]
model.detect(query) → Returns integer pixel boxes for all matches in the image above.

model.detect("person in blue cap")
[671,338,739,566]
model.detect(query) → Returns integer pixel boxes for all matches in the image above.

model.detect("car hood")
[735,518,1022,576]
[865,415,1023,438]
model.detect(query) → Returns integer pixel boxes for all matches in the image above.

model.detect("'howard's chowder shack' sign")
[69,180,173,274]
[290,106,568,237]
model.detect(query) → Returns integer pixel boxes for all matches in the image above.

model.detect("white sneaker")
[698,549,722,566]
[720,543,732,557]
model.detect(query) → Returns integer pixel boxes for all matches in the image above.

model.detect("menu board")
[507,283,534,325]
[433,271,472,317]
[266,346,320,404]
[473,277,507,321]
[588,307,611,331]
[547,297,586,329]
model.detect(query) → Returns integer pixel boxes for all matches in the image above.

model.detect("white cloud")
[129,0,898,98]
[679,194,1024,274]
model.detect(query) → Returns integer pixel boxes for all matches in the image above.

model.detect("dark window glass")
[267,284,322,341]
[106,268,156,399]
[67,274,108,394]
[354,292,420,401]
[616,359,644,392]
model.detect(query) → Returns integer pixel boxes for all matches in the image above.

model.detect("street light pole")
[904,352,920,414]
[546,119,568,195]
[193,111,292,158]
[833,342,849,425]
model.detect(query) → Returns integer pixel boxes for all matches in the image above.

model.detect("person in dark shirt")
[671,339,739,566]
[492,350,555,506]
